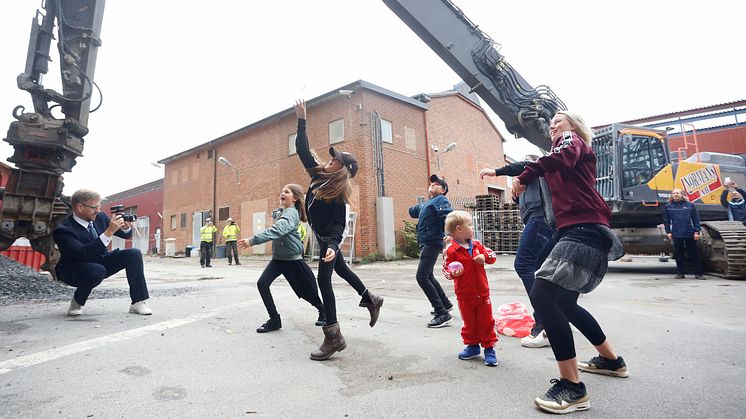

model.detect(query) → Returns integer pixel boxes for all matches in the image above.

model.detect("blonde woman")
[513,111,626,414]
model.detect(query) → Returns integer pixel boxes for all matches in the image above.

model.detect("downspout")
[211,142,217,221]
[423,110,432,179]
[211,142,217,251]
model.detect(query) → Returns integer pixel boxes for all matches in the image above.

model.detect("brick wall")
[162,86,510,259]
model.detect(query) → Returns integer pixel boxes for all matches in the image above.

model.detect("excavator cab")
[593,124,671,228]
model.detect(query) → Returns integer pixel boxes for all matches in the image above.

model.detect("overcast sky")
[1,0,743,197]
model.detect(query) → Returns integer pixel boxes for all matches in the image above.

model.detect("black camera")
[111,204,137,222]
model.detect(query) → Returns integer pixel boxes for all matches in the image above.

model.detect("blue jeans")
[514,218,555,328]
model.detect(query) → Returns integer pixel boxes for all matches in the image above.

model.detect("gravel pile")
[0,255,129,303]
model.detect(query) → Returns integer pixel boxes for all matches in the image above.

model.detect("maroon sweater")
[517,131,611,229]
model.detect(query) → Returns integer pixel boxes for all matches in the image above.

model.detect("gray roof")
[158,80,428,164]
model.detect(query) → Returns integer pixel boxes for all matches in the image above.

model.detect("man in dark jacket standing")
[53,189,151,316]
[480,155,556,348]
[409,174,454,328]
[663,188,704,279]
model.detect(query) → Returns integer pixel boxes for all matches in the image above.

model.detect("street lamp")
[432,141,457,170]
[218,156,240,183]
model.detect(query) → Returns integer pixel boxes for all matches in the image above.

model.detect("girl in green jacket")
[239,184,325,332]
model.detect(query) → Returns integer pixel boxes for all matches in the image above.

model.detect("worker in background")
[200,218,218,268]
[720,180,746,222]
[223,217,241,265]
[663,188,704,279]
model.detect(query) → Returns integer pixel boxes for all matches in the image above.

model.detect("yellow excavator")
[382,0,746,278]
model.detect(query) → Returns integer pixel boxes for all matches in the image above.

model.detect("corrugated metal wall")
[0,246,45,271]
[668,125,746,156]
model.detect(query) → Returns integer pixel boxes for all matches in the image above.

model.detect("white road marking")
[0,301,252,375]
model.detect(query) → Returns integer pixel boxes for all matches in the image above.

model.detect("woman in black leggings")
[293,99,384,361]
[513,111,627,415]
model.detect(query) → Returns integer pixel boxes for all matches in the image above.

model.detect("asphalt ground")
[1,254,744,418]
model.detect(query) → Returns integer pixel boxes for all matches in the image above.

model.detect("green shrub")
[402,220,420,258]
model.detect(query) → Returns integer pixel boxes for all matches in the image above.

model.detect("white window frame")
[381,119,393,144]
[329,119,345,144]
[288,132,297,155]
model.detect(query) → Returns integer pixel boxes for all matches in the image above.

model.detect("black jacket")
[494,161,555,227]
[295,118,347,252]
[53,212,131,279]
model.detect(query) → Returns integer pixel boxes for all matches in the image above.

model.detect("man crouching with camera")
[53,189,152,316]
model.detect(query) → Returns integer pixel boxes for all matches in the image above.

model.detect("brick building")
[158,80,508,259]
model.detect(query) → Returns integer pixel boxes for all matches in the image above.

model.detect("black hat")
[329,147,359,178]
[429,174,448,195]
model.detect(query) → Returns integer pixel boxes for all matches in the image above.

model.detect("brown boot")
[310,322,347,361]
[359,290,384,327]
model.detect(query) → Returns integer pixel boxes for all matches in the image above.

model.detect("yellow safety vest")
[223,224,240,241]
[298,223,307,242]
[200,224,217,242]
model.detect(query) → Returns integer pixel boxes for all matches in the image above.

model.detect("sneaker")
[483,348,498,366]
[694,274,705,280]
[67,298,83,316]
[675,274,685,279]
[578,355,628,378]
[427,312,452,328]
[521,331,550,348]
[534,378,590,414]
[430,300,454,315]
[458,345,481,360]
[256,316,282,333]
[129,301,153,315]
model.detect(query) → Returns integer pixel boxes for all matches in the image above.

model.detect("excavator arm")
[382,0,565,151]
[1,0,106,277]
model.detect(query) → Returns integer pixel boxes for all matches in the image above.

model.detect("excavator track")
[700,221,746,279]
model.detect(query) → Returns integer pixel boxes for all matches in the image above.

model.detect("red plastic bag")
[495,302,535,338]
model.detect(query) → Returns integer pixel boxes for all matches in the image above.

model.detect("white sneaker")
[67,298,83,316]
[521,331,550,348]
[129,300,152,315]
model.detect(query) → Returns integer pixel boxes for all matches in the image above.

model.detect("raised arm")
[294,100,319,171]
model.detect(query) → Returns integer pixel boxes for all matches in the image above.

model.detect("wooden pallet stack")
[473,196,524,254]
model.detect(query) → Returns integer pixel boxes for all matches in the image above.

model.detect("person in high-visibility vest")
[223,217,241,265]
[199,218,218,268]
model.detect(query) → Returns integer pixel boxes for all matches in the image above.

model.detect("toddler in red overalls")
[442,210,499,366]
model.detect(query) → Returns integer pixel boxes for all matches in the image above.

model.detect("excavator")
[2,0,744,279]
[381,0,746,278]
[0,0,105,278]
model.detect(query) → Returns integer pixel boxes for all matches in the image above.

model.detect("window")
[288,133,297,155]
[381,119,393,144]
[180,213,187,229]
[218,207,230,221]
[622,135,660,188]
[170,215,176,230]
[207,149,213,159]
[329,119,344,144]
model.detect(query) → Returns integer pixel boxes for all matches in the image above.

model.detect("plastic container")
[164,238,176,257]
[215,245,226,258]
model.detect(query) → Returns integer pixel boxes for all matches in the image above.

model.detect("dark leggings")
[529,278,606,361]
[257,260,323,318]
[416,243,450,314]
[317,244,369,325]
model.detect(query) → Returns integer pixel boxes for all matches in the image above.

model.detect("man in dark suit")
[53,189,152,316]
